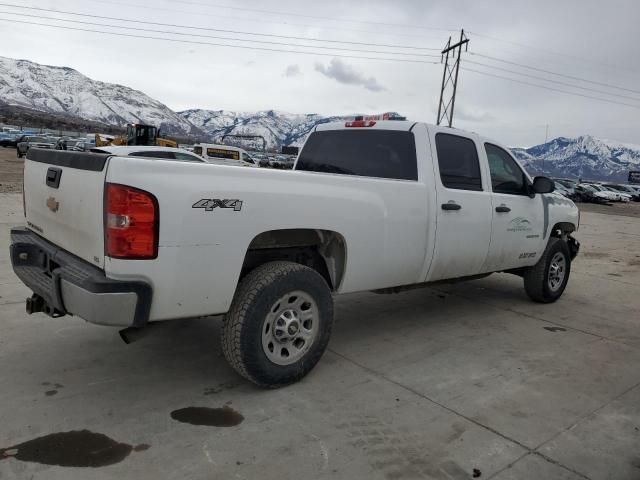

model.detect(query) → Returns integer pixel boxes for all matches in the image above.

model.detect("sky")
[1,0,639,147]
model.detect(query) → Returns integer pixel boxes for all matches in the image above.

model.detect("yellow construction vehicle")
[95,124,177,148]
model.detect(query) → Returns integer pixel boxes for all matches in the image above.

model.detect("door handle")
[441,202,461,211]
[495,205,511,213]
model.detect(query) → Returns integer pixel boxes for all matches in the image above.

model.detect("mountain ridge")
[1,55,639,182]
[511,134,640,182]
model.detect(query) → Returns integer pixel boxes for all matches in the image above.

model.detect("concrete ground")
[1,192,639,480]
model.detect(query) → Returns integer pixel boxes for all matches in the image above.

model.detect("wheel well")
[551,222,576,237]
[241,229,346,290]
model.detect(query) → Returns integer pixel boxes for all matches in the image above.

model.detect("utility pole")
[545,124,549,143]
[436,29,469,127]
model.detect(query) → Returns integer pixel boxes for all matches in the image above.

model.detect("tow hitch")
[25,294,64,318]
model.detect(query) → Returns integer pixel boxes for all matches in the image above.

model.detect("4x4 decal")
[193,199,243,212]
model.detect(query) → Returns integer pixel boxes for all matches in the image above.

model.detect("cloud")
[454,106,494,123]
[314,58,386,92]
[283,64,301,77]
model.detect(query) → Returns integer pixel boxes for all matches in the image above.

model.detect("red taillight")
[345,120,376,127]
[105,183,158,259]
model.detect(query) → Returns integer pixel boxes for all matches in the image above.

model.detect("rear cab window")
[296,129,418,181]
[434,133,482,191]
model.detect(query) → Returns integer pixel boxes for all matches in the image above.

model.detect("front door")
[482,143,545,271]
[427,130,493,281]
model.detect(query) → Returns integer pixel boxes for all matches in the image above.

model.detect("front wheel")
[221,261,333,388]
[523,237,571,303]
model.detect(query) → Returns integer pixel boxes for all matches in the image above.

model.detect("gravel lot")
[1,186,640,479]
[0,147,23,193]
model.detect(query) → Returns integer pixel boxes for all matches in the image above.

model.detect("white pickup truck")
[11,119,580,387]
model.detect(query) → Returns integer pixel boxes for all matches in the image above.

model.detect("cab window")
[435,133,482,191]
[485,143,528,195]
[193,146,203,156]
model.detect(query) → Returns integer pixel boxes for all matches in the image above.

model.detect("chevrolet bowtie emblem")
[46,197,59,212]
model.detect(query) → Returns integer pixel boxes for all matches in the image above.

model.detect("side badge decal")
[193,199,243,212]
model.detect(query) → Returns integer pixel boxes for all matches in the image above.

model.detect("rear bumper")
[10,227,152,327]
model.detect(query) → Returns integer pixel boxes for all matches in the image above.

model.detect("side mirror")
[532,176,555,195]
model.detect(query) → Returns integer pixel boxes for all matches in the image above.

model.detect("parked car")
[0,133,19,148]
[90,145,205,162]
[16,135,57,157]
[603,184,640,202]
[553,183,573,199]
[55,137,81,150]
[268,154,296,170]
[552,178,577,200]
[70,140,97,152]
[11,120,580,387]
[193,143,257,166]
[575,184,612,204]
[590,184,630,202]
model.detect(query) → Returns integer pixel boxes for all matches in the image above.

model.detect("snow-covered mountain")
[2,56,639,180]
[511,135,640,182]
[180,109,349,150]
[0,56,197,136]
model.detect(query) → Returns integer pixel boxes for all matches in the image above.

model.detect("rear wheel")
[221,261,333,388]
[523,237,571,303]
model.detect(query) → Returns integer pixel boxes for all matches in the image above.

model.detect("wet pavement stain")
[42,382,64,397]
[544,326,567,332]
[0,430,138,467]
[170,406,244,427]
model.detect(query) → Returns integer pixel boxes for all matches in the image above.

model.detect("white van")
[193,143,257,166]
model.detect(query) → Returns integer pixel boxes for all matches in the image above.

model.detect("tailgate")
[24,149,110,269]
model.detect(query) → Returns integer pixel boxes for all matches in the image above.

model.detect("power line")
[0,10,439,57]
[465,59,640,103]
[0,18,441,64]
[0,1,448,46]
[470,52,640,95]
[159,0,457,32]
[461,67,640,110]
[149,1,640,77]
[468,30,639,74]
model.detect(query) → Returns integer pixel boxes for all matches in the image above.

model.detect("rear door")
[426,130,492,281]
[482,143,545,271]
[23,149,109,268]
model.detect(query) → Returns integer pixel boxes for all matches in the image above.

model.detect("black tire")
[16,149,22,158]
[221,261,333,388]
[523,237,571,303]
